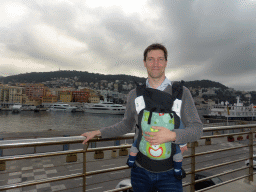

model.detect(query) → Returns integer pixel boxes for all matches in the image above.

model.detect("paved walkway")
[207,179,256,192]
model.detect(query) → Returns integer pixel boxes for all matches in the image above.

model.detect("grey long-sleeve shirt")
[100,84,203,144]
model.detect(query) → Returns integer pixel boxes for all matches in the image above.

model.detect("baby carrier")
[135,81,183,172]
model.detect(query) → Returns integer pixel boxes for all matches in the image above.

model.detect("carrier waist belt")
[136,151,174,172]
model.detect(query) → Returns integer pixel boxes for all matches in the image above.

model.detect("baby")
[127,120,187,180]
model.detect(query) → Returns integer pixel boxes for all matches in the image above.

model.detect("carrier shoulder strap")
[172,80,184,100]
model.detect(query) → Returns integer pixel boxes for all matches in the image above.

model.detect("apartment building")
[89,94,100,103]
[59,91,72,102]
[25,84,46,100]
[71,90,90,103]
[0,85,9,103]
[42,95,58,103]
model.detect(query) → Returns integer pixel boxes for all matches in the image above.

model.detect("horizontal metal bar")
[87,144,132,152]
[0,149,83,161]
[182,144,249,160]
[195,145,248,157]
[0,136,86,149]
[182,167,250,188]
[200,131,252,140]
[185,157,248,176]
[87,165,130,176]
[202,124,256,132]
[195,158,248,173]
[0,173,83,191]
[195,166,248,184]
[0,134,136,149]
[196,174,252,192]
[1,125,256,149]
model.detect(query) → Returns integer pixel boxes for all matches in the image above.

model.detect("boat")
[203,97,256,121]
[11,103,22,113]
[83,101,126,115]
[47,103,77,112]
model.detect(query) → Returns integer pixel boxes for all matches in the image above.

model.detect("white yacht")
[11,103,22,113]
[203,97,256,121]
[83,101,126,115]
[47,103,77,112]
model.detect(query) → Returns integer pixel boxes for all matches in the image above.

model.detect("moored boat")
[83,101,126,115]
[47,103,77,112]
[11,103,22,113]
[203,97,256,121]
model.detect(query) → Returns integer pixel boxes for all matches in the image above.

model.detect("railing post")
[63,135,70,151]
[248,129,253,182]
[83,143,88,192]
[0,138,3,157]
[0,138,6,171]
[114,140,120,146]
[190,142,196,192]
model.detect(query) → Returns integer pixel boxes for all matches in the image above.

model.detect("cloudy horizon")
[1,0,256,91]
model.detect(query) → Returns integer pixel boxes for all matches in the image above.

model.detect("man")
[81,43,203,191]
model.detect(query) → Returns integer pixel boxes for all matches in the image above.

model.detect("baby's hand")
[180,146,188,154]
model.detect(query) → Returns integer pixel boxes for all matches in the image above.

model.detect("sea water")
[0,111,123,133]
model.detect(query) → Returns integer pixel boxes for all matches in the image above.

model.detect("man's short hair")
[143,43,168,61]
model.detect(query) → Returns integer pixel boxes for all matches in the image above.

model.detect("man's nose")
[152,59,160,66]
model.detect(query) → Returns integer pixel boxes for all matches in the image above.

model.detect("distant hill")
[1,70,229,90]
[183,80,228,90]
[0,71,146,84]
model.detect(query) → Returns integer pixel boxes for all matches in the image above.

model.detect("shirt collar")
[146,77,172,91]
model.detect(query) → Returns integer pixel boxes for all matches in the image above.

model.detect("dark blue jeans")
[131,164,183,192]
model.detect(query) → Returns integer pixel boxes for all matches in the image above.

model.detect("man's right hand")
[81,130,101,144]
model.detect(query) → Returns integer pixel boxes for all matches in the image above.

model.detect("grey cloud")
[1,0,256,91]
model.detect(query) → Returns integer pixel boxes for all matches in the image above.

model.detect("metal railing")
[0,125,256,192]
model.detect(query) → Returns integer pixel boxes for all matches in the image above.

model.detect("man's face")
[144,49,167,79]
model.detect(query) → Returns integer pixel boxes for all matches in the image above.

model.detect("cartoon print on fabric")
[139,110,175,160]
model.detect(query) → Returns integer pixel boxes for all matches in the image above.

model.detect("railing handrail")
[0,124,256,192]
[202,124,256,132]
[0,133,136,149]
[1,124,256,149]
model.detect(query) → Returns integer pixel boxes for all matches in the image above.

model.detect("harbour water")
[0,108,241,138]
[0,111,123,134]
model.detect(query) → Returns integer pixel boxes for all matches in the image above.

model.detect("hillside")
[183,80,228,90]
[0,71,146,84]
[2,70,256,104]
[1,71,229,89]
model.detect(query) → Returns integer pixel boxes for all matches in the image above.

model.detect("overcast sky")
[0,0,256,91]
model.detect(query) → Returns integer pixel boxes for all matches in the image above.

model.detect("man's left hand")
[144,126,176,145]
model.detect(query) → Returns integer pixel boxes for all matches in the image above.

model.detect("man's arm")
[81,89,137,144]
[172,86,203,144]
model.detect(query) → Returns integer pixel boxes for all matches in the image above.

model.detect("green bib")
[139,110,175,160]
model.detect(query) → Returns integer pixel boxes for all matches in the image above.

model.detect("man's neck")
[148,76,166,89]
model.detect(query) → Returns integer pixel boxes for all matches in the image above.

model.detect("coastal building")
[25,98,41,106]
[0,85,9,104]
[48,88,76,101]
[89,94,100,103]
[25,84,46,100]
[114,83,119,92]
[42,95,58,103]
[71,90,90,103]
[59,91,73,102]
[0,85,27,106]
[8,86,24,104]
